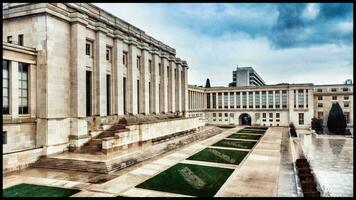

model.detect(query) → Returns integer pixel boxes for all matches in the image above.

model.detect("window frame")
[18,34,24,46]
[18,62,29,115]
[2,60,10,114]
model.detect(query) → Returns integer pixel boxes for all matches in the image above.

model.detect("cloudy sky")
[94,3,353,86]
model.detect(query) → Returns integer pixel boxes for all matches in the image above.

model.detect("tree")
[327,102,347,134]
[205,78,211,88]
[289,123,297,137]
[311,117,323,134]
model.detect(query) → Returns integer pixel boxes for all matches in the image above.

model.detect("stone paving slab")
[180,159,237,169]
[223,138,259,142]
[216,127,284,197]
[122,187,193,197]
[71,190,117,197]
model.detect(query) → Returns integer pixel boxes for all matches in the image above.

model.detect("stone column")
[303,89,306,108]
[246,92,249,108]
[176,61,182,112]
[113,31,124,115]
[160,54,168,113]
[128,37,138,115]
[183,63,188,115]
[280,90,282,109]
[152,50,160,114]
[295,90,299,108]
[168,58,176,112]
[273,90,276,109]
[260,91,262,108]
[253,91,255,109]
[10,61,19,118]
[141,44,150,114]
[240,92,243,108]
[94,22,107,116]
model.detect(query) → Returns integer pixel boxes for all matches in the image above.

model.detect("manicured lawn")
[237,129,266,134]
[187,148,249,165]
[136,163,234,197]
[212,139,257,149]
[3,183,80,197]
[227,133,262,140]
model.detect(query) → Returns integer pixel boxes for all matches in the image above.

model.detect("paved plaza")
[3,126,300,197]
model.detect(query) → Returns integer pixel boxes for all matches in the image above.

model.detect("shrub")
[327,102,347,134]
[289,123,297,137]
[311,117,323,134]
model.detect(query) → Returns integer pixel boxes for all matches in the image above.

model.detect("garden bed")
[227,133,262,140]
[3,183,80,197]
[212,139,257,149]
[187,148,249,165]
[136,163,234,196]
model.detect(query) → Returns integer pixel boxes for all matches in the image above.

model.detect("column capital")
[69,12,88,26]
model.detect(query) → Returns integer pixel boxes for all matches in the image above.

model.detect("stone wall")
[3,123,37,154]
[3,148,43,175]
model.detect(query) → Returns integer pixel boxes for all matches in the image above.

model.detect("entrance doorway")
[239,113,251,125]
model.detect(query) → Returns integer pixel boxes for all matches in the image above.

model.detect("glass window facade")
[268,91,273,108]
[236,92,240,108]
[255,92,260,108]
[242,92,247,108]
[3,60,9,114]
[18,62,29,114]
[248,92,253,108]
[229,92,234,108]
[275,91,280,108]
[224,92,228,108]
[262,91,266,108]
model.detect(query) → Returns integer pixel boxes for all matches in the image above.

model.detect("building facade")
[229,66,265,87]
[2,3,190,158]
[188,83,353,129]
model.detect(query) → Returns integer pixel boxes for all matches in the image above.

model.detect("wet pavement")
[300,133,353,197]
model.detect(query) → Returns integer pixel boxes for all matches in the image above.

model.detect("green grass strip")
[212,139,257,149]
[3,183,80,197]
[187,148,249,165]
[227,133,262,140]
[136,163,234,197]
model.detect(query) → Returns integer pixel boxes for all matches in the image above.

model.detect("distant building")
[345,79,352,84]
[229,65,265,87]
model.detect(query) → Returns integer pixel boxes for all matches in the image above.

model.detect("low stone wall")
[102,117,206,152]
[3,148,43,175]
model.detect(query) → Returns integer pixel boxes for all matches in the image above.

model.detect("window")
[255,92,260,108]
[262,91,266,108]
[224,113,228,117]
[242,92,247,108]
[294,90,296,108]
[107,75,111,115]
[344,102,349,108]
[3,131,7,145]
[229,92,234,108]
[299,113,304,125]
[318,96,323,100]
[212,93,216,108]
[219,113,222,117]
[249,92,253,108]
[317,112,323,119]
[317,89,323,92]
[224,92,228,108]
[344,112,350,123]
[137,56,141,69]
[3,60,9,114]
[332,96,337,100]
[318,103,323,108]
[236,92,240,108]
[276,113,280,122]
[86,71,92,116]
[331,88,337,92]
[282,90,287,108]
[268,91,273,108]
[262,113,266,122]
[218,93,222,108]
[269,113,273,122]
[85,43,91,56]
[344,96,349,100]
[106,48,111,61]
[207,93,211,109]
[342,88,349,92]
[212,113,216,117]
[18,34,24,46]
[275,91,281,108]
[298,90,304,108]
[148,60,152,73]
[18,62,29,114]
[123,51,128,66]
[7,36,12,43]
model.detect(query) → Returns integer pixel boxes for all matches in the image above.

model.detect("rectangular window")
[262,91,266,108]
[294,90,296,108]
[332,96,337,100]
[275,91,281,108]
[255,92,260,108]
[123,51,128,66]
[236,92,240,108]
[299,113,304,125]
[298,89,304,108]
[18,34,24,46]
[218,93,222,108]
[212,93,216,108]
[106,48,111,61]
[331,88,337,92]
[318,96,323,100]
[262,113,266,122]
[242,92,247,108]
[86,71,92,116]
[137,80,140,113]
[342,88,348,92]
[318,103,323,108]
[3,60,9,114]
[148,60,152,73]
[229,92,234,108]
[317,89,323,92]
[306,89,308,108]
[317,112,323,119]
[123,77,127,114]
[18,62,29,114]
[344,112,350,123]
[212,113,216,117]
[3,131,7,145]
[137,56,141,69]
[269,113,273,122]
[249,92,253,108]
[85,43,91,56]
[282,90,287,108]
[276,113,280,122]
[7,36,12,43]
[207,93,211,109]
[224,92,228,109]
[106,75,111,115]
[344,96,349,100]
[268,91,273,108]
[344,102,349,108]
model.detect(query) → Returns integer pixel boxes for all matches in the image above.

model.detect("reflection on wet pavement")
[300,133,353,197]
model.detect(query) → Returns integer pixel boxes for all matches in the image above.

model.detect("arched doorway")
[239,113,251,125]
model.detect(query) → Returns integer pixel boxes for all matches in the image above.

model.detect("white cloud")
[302,3,319,20]
[93,3,353,86]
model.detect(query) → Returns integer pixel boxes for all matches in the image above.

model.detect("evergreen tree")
[327,102,347,134]
[311,117,323,134]
[205,78,211,88]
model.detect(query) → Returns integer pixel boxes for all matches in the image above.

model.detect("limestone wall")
[3,123,37,154]
[3,148,43,174]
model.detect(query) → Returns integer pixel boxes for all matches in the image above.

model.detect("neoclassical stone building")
[3,3,199,172]
[187,83,353,129]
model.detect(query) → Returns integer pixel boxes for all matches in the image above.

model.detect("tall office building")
[229,65,265,87]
